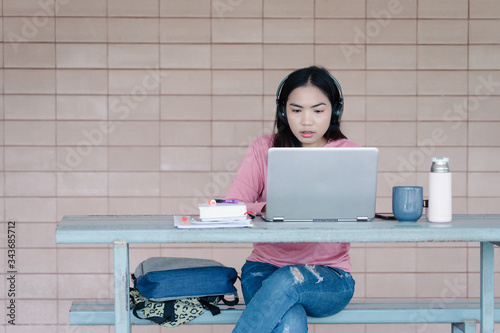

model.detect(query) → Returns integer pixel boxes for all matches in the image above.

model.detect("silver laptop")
[263,147,379,222]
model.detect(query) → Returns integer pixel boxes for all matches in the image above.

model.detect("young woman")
[226,66,358,333]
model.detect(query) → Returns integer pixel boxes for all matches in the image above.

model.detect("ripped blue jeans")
[232,261,355,333]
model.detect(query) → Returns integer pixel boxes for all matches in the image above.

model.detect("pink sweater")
[226,134,360,271]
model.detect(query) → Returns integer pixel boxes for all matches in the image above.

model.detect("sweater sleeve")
[225,136,270,215]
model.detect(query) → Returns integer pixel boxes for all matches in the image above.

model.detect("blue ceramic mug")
[392,186,424,222]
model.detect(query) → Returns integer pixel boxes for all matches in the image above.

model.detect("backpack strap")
[198,297,221,316]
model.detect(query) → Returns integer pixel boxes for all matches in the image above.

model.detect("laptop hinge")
[273,217,285,222]
[357,217,369,221]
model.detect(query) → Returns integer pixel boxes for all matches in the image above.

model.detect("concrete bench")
[69,298,500,332]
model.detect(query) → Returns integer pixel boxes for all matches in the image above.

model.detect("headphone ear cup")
[277,104,287,121]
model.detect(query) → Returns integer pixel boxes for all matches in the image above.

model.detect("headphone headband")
[275,70,344,122]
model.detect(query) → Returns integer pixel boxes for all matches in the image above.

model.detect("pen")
[208,199,239,205]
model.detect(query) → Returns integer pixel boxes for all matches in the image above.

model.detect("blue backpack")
[130,257,239,327]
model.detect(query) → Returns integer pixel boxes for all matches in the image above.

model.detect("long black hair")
[273,66,347,147]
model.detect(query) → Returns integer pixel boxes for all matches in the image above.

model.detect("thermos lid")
[431,157,449,172]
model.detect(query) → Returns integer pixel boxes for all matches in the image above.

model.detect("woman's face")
[286,85,333,147]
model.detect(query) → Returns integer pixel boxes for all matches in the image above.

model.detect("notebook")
[263,147,379,222]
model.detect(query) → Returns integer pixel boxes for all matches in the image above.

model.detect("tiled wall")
[1,0,500,332]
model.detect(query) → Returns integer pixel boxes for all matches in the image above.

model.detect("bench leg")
[480,242,494,333]
[452,321,477,333]
[114,240,131,333]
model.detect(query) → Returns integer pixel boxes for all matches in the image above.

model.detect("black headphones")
[275,72,344,124]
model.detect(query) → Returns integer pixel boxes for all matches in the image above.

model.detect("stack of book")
[174,201,252,229]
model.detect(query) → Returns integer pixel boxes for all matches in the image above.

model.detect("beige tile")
[468,198,500,214]
[417,71,468,96]
[264,0,313,17]
[468,273,500,298]
[469,148,500,172]
[56,146,108,172]
[4,43,55,68]
[160,121,211,146]
[343,96,366,121]
[160,18,211,43]
[419,45,467,70]
[109,95,160,121]
[5,147,56,171]
[416,273,467,298]
[416,248,467,272]
[17,273,57,298]
[417,96,466,121]
[367,45,416,70]
[5,172,56,197]
[56,43,107,68]
[417,121,467,147]
[57,172,108,196]
[418,0,468,18]
[367,0,417,19]
[212,121,264,146]
[335,70,366,96]
[470,20,500,44]
[5,69,55,94]
[315,0,365,18]
[212,44,262,69]
[418,19,468,44]
[468,172,500,197]
[161,70,211,94]
[211,0,263,18]
[5,120,56,145]
[366,273,416,297]
[315,19,366,44]
[160,96,211,120]
[161,197,198,215]
[108,0,159,17]
[4,95,56,119]
[470,0,500,18]
[212,18,262,43]
[366,122,416,146]
[263,44,314,69]
[365,19,416,44]
[212,70,263,95]
[58,274,112,300]
[161,147,211,171]
[366,96,417,121]
[57,95,107,120]
[366,248,417,272]
[366,71,416,95]
[57,197,108,218]
[57,249,110,273]
[212,96,263,120]
[376,147,422,172]
[56,121,108,146]
[469,71,500,97]
[109,69,162,95]
[264,19,314,43]
[55,0,106,16]
[5,198,56,222]
[4,0,53,15]
[108,18,159,43]
[108,121,160,146]
[57,69,107,94]
[315,44,366,70]
[468,246,500,273]
[160,0,211,17]
[56,18,107,42]
[161,171,212,197]
[342,121,366,146]
[109,44,160,69]
[109,147,160,171]
[109,172,160,196]
[212,147,245,172]
[161,44,211,69]
[3,17,55,42]
[470,45,500,70]
[16,222,56,247]
[109,197,161,215]
[469,122,500,146]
